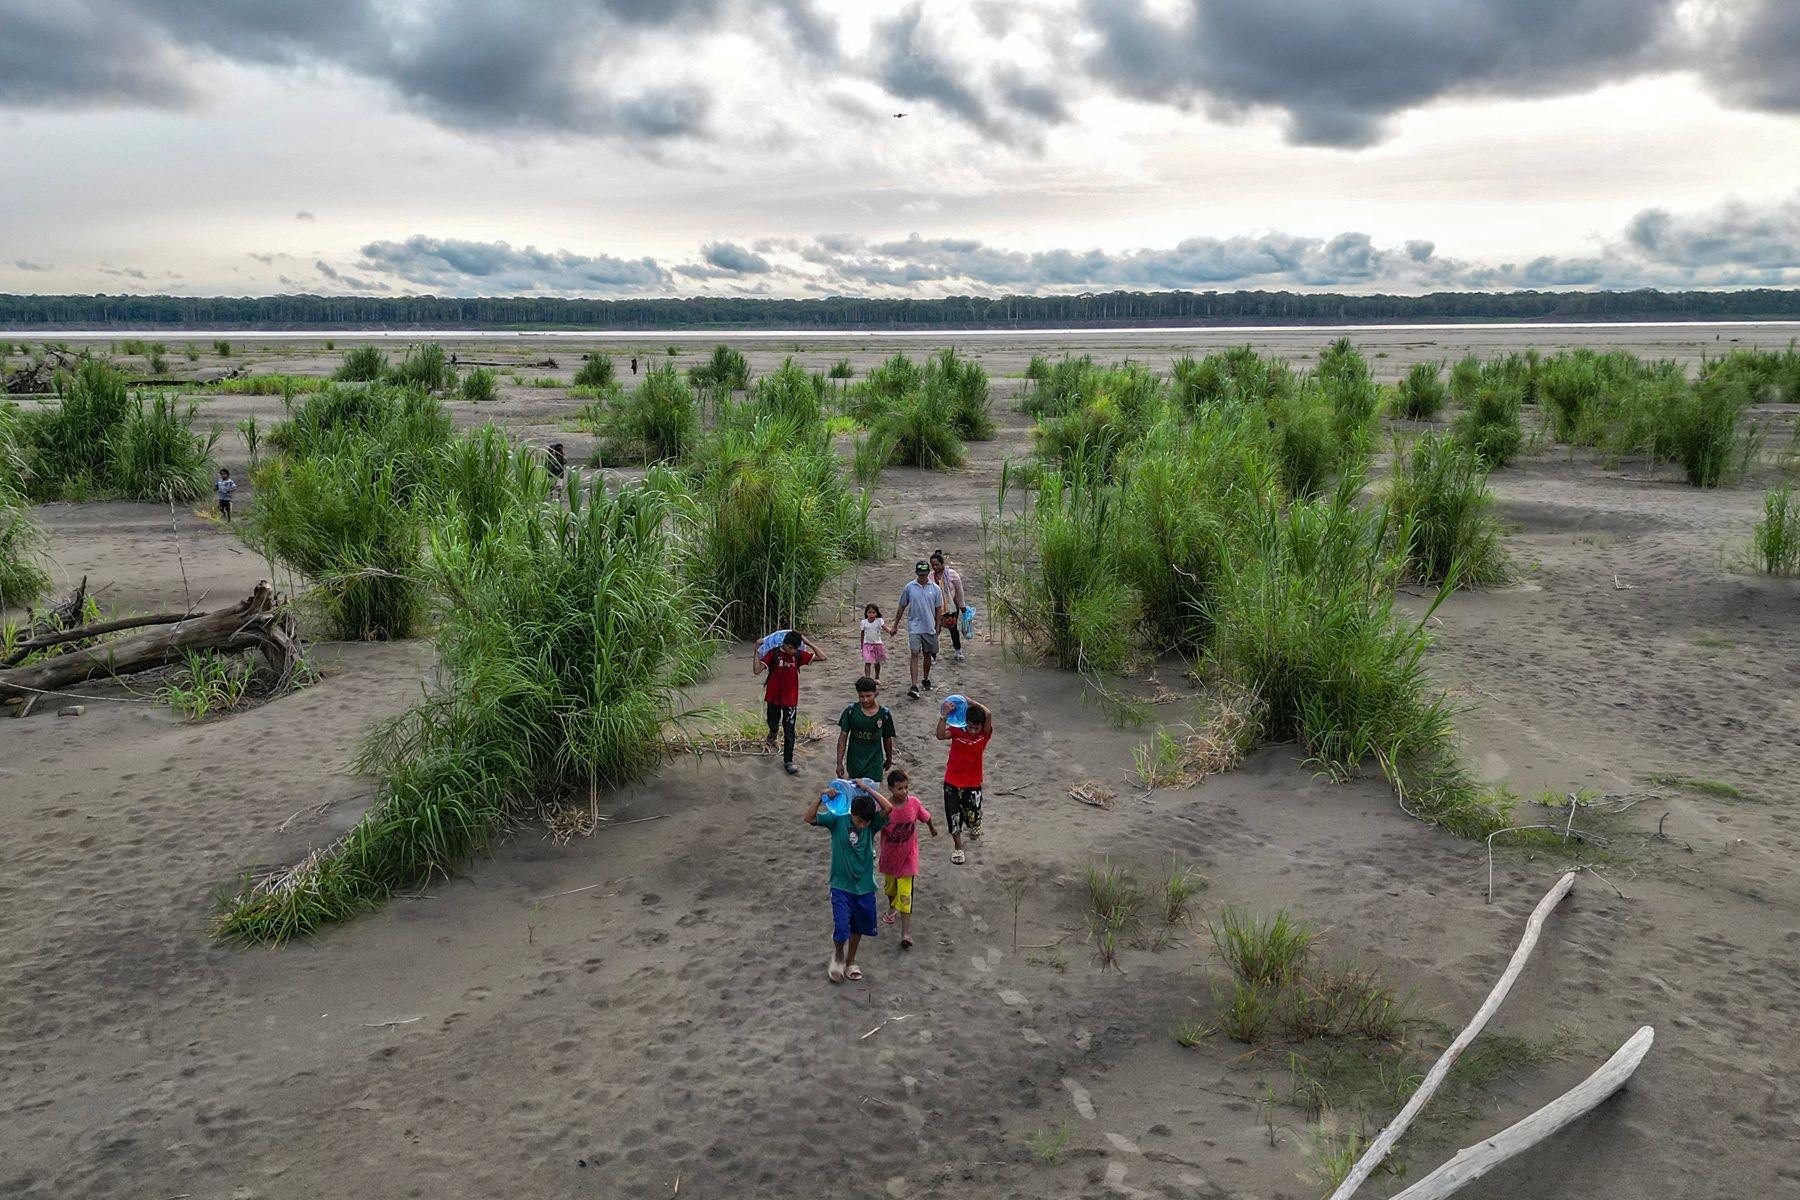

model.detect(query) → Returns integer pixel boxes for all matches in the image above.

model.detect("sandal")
[881,909,898,926]
[828,958,845,983]
[951,849,966,865]
[901,936,914,950]
[845,964,863,981]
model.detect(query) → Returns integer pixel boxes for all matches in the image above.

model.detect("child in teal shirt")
[806,781,894,983]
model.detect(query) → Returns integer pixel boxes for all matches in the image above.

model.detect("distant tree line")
[2,288,1798,330]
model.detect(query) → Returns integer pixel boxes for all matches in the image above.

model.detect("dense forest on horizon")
[3,287,1799,330]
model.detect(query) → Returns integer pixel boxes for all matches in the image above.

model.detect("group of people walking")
[752,551,992,984]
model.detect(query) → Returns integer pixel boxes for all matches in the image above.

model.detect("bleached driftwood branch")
[1327,870,1578,1200]
[1388,1026,1655,1200]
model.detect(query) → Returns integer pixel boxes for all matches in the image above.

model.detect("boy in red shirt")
[755,630,825,776]
[935,697,993,865]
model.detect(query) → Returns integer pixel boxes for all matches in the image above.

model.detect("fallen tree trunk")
[0,580,300,705]
[1389,1026,1655,1200]
[3,608,200,666]
[1329,870,1579,1200]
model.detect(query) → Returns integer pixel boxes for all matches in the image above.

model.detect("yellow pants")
[883,874,914,915]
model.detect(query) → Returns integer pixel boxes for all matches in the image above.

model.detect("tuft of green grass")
[1647,773,1748,800]
[1692,635,1735,649]
[585,366,698,465]
[1027,1124,1071,1164]
[1451,379,1524,467]
[827,358,855,380]
[1162,858,1204,926]
[1216,978,1277,1043]
[1172,1017,1214,1047]
[572,353,615,389]
[160,648,253,720]
[213,340,233,358]
[1209,907,1316,989]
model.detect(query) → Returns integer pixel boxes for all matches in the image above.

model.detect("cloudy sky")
[2,0,1799,299]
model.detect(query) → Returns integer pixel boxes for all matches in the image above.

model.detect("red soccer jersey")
[943,727,992,788]
[761,646,814,706]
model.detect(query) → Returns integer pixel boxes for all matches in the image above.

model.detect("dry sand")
[3,327,1798,1199]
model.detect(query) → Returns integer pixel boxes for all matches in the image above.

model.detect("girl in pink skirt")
[859,603,888,679]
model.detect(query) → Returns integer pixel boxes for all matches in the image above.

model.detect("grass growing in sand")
[1027,1124,1071,1163]
[159,648,254,720]
[460,367,498,403]
[334,345,386,382]
[1385,432,1508,585]
[14,360,218,502]
[0,403,51,608]
[585,365,699,465]
[216,462,713,943]
[1390,361,1448,421]
[1750,483,1799,576]
[1647,772,1749,800]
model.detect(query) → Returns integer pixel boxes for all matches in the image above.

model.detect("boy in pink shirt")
[877,768,938,950]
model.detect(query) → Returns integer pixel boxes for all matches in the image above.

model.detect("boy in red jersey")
[935,697,993,865]
[755,630,826,775]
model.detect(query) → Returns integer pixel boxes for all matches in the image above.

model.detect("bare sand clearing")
[4,327,1798,1199]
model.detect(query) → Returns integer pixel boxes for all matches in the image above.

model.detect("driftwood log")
[1329,871,1578,1200]
[1388,1026,1655,1200]
[0,580,300,708]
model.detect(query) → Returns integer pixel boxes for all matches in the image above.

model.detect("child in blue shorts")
[807,780,894,983]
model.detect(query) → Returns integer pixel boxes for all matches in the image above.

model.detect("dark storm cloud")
[1082,0,1678,147]
[314,258,390,292]
[357,235,672,292]
[0,0,834,140]
[1700,0,1800,115]
[867,5,1064,146]
[700,242,773,274]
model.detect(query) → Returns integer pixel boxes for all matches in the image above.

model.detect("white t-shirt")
[860,618,885,646]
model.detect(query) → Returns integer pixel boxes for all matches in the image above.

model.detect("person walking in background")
[876,768,937,950]
[887,561,942,701]
[836,675,896,786]
[214,468,236,523]
[936,697,993,865]
[929,550,966,664]
[756,630,826,775]
[807,779,893,983]
[546,442,566,496]
[630,355,639,376]
[858,603,888,680]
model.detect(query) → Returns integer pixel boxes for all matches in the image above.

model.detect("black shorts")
[943,782,983,836]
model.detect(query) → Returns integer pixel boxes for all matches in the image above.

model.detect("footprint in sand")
[1020,1028,1046,1046]
[997,989,1029,1009]
[1104,1132,1141,1154]
[1062,1077,1097,1120]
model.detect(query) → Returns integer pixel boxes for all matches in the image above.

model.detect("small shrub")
[1217,978,1277,1043]
[1663,374,1756,487]
[589,366,698,464]
[573,353,616,388]
[461,367,498,403]
[1449,354,1482,404]
[870,388,965,469]
[1162,859,1203,925]
[213,340,233,358]
[1751,483,1799,576]
[1391,361,1447,420]
[147,349,168,374]
[828,358,855,380]
[109,393,221,502]
[750,358,826,426]
[665,344,680,357]
[334,345,387,382]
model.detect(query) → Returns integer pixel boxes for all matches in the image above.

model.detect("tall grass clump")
[109,394,221,502]
[216,469,712,942]
[334,345,387,382]
[1750,483,1800,576]
[460,366,498,403]
[1391,362,1447,421]
[1450,380,1524,467]
[1206,478,1502,834]
[213,340,233,358]
[870,387,965,469]
[0,403,50,609]
[17,361,217,501]
[828,359,855,380]
[929,348,995,440]
[573,353,616,388]
[246,443,425,640]
[1020,354,1097,417]
[1449,354,1482,405]
[1661,373,1757,487]
[689,344,751,392]
[750,357,827,426]
[1386,433,1507,585]
[678,418,878,638]
[384,342,451,392]
[1701,343,1800,405]
[588,365,699,464]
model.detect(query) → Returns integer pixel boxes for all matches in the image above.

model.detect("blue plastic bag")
[757,629,792,657]
[960,605,976,637]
